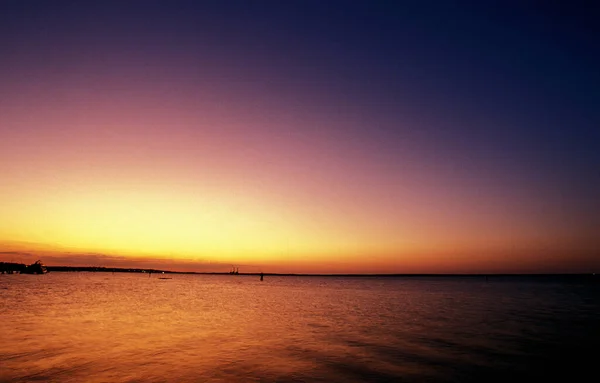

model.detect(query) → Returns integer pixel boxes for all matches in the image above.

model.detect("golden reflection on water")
[0,273,597,382]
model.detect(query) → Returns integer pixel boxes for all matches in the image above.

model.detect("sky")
[1,0,598,273]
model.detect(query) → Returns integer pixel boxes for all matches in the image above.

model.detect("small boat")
[24,260,48,274]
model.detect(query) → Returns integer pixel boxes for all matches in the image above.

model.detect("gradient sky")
[1,0,598,273]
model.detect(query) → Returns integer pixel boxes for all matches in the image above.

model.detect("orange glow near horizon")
[2,117,597,274]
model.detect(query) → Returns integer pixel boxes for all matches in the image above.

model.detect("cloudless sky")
[1,0,598,273]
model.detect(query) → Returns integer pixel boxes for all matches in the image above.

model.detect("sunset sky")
[1,1,598,273]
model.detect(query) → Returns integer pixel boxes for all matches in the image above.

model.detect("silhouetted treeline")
[0,262,26,274]
[1,261,46,274]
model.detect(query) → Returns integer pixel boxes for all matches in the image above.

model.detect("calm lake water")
[1,273,598,382]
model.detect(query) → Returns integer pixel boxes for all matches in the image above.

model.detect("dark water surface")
[1,273,598,382]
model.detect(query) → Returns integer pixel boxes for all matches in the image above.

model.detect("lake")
[1,273,598,382]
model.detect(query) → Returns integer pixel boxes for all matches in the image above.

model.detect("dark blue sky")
[3,1,597,162]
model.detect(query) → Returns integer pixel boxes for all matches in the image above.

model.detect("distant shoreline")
[2,263,596,277]
[40,266,600,277]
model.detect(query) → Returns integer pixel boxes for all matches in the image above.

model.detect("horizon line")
[42,265,600,277]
